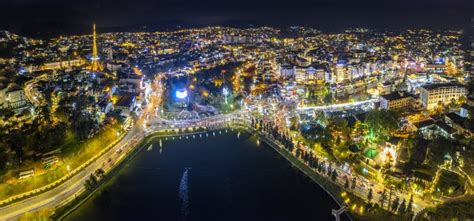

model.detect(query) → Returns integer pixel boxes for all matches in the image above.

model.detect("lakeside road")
[0,123,145,221]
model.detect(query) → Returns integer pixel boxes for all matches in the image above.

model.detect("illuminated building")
[333,63,348,83]
[104,47,114,60]
[41,59,85,71]
[380,91,416,110]
[420,83,467,110]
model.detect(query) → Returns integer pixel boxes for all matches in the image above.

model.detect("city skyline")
[0,1,473,220]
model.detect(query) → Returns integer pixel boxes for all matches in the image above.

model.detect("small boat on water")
[159,139,163,148]
[147,144,153,151]
[237,132,241,139]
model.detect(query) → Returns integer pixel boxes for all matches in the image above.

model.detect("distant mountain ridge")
[7,19,265,39]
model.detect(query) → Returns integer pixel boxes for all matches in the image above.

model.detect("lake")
[66,130,348,221]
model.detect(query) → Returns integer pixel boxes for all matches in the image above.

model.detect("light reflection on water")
[179,168,190,220]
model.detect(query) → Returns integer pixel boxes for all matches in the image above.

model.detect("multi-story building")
[331,63,348,83]
[380,91,416,110]
[279,64,295,79]
[28,59,85,72]
[420,83,467,110]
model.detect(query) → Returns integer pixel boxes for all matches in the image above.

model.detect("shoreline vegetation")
[53,125,397,221]
[0,123,124,206]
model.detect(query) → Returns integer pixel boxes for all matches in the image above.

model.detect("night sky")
[0,0,472,36]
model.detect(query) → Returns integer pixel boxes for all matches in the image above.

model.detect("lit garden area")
[161,62,251,119]
[432,170,467,198]
[420,196,474,220]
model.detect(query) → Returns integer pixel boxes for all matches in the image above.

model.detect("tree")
[10,132,25,160]
[379,189,387,209]
[445,59,458,76]
[367,188,373,204]
[406,195,414,214]
[323,91,334,104]
[344,179,349,189]
[364,109,400,140]
[84,174,98,191]
[398,199,406,216]
[0,151,7,174]
[70,95,96,140]
[317,164,323,173]
[351,177,356,190]
[391,196,400,213]
[331,169,338,182]
[427,137,456,166]
[388,188,393,210]
[95,168,105,179]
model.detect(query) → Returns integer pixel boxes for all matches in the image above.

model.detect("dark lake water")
[66,130,348,221]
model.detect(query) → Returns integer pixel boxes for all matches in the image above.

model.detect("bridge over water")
[296,98,378,112]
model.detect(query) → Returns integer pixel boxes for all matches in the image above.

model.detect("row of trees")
[251,118,295,152]
[84,168,105,191]
[251,117,343,184]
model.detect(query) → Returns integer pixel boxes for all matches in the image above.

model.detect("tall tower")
[90,23,103,72]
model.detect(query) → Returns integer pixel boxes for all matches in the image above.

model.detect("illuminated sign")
[176,89,188,99]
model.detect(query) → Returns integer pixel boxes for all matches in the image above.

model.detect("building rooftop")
[435,121,456,134]
[421,83,464,90]
[414,119,435,129]
[445,112,465,125]
[380,91,414,101]
[115,94,135,107]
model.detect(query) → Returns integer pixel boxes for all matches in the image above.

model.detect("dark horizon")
[0,0,472,38]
